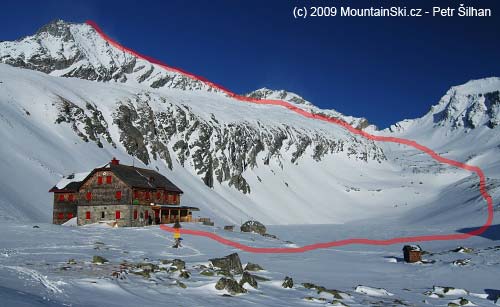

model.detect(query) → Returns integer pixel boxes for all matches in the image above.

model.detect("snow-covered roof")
[108,163,183,192]
[54,171,90,190]
[403,245,422,252]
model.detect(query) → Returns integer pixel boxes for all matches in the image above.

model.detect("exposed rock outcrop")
[210,253,243,275]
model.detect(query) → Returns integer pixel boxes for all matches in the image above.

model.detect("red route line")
[86,20,494,253]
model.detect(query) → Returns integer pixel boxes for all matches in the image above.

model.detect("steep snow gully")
[87,20,494,253]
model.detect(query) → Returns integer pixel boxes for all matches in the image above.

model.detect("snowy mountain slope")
[0,20,370,129]
[383,77,500,178]
[246,88,373,130]
[387,77,500,132]
[1,63,439,225]
[246,88,315,107]
[0,20,217,92]
[0,220,499,307]
[0,20,498,228]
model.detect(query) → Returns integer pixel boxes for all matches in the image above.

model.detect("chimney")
[111,157,120,165]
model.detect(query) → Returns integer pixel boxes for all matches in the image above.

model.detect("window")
[86,192,92,201]
[68,194,74,201]
[145,192,150,200]
[144,210,149,219]
[115,191,122,200]
[101,212,105,219]
[133,210,138,220]
[67,212,73,219]
[167,194,173,203]
[106,176,112,184]
[97,176,103,185]
[140,212,144,219]
[86,211,91,219]
[58,212,64,219]
[172,194,177,203]
[115,210,121,219]
[58,194,65,201]
[134,191,139,199]
[156,192,161,200]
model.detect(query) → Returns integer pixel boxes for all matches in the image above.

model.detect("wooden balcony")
[161,215,193,224]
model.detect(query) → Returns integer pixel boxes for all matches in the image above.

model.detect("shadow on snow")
[457,224,500,241]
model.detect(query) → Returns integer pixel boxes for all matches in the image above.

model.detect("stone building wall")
[78,170,131,207]
[77,204,154,227]
[53,193,78,224]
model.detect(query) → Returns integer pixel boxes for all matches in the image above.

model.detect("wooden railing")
[160,216,212,224]
[161,216,192,224]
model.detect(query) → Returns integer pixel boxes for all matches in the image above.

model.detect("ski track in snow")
[84,20,494,251]
[149,232,203,257]
[0,265,64,293]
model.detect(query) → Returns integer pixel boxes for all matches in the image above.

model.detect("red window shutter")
[58,212,64,219]
[156,192,161,200]
[134,191,139,199]
[115,191,122,200]
[97,176,103,185]
[172,194,177,203]
[58,194,65,201]
[67,212,73,219]
[86,192,92,201]
[115,210,120,219]
[145,192,150,200]
[86,211,91,219]
[134,210,138,220]
[145,210,149,219]
[68,194,74,201]
[154,210,159,218]
[106,176,112,184]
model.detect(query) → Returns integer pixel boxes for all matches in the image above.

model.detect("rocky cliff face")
[52,91,385,194]
[432,87,500,130]
[54,96,116,148]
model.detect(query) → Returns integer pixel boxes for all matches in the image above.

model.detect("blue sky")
[1,0,499,128]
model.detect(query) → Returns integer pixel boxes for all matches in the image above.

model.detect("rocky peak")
[246,88,373,131]
[388,77,500,133]
[35,19,74,40]
[430,78,500,129]
[246,88,314,107]
[0,20,372,132]
[0,20,219,92]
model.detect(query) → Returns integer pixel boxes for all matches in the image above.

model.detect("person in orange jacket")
[172,220,182,248]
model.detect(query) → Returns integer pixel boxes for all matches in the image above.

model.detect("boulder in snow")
[240,220,266,235]
[244,262,264,271]
[215,277,247,294]
[210,253,243,275]
[282,276,294,288]
[239,271,258,288]
[92,255,108,264]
